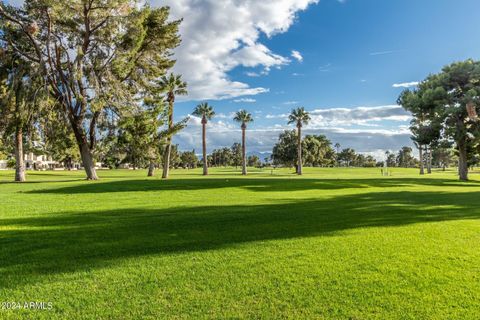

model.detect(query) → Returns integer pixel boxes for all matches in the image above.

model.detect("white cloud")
[392,82,419,88]
[233,98,257,103]
[153,0,319,101]
[307,105,412,127]
[369,50,396,56]
[319,63,332,72]
[291,50,303,62]
[283,101,300,105]
[265,105,411,126]
[245,72,261,77]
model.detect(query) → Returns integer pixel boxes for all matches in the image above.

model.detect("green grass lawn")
[0,167,479,319]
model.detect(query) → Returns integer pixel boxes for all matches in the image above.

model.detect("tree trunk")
[242,127,247,175]
[202,121,208,175]
[79,141,98,180]
[162,142,171,179]
[162,101,174,179]
[148,162,155,177]
[297,126,303,175]
[69,116,98,180]
[458,138,468,181]
[14,126,26,182]
[427,146,432,174]
[66,157,73,171]
[418,144,425,175]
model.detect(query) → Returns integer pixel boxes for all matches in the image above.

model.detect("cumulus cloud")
[266,105,412,127]
[174,106,413,155]
[9,0,318,100]
[291,50,303,62]
[308,105,412,127]
[153,0,319,101]
[393,82,419,88]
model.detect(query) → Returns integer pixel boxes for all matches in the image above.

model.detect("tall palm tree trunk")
[162,140,172,179]
[241,127,247,175]
[202,121,208,175]
[14,125,25,182]
[297,126,302,175]
[419,144,425,175]
[162,102,174,179]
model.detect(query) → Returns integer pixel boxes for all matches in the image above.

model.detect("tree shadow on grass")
[25,177,480,194]
[1,189,480,289]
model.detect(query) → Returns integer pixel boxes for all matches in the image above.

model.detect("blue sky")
[8,0,480,158]
[160,0,480,158]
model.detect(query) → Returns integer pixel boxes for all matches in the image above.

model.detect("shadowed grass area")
[0,168,479,319]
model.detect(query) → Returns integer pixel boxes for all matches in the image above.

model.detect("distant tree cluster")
[207,143,243,168]
[272,130,337,168]
[271,130,381,169]
[336,148,377,168]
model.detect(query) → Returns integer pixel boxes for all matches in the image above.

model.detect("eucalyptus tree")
[0,1,181,180]
[192,102,215,175]
[0,46,46,182]
[157,74,188,179]
[288,107,311,175]
[233,110,254,175]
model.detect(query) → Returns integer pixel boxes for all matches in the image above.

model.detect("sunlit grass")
[0,167,479,319]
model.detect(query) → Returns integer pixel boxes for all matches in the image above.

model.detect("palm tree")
[157,73,187,179]
[233,110,254,175]
[192,102,215,175]
[288,107,311,175]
